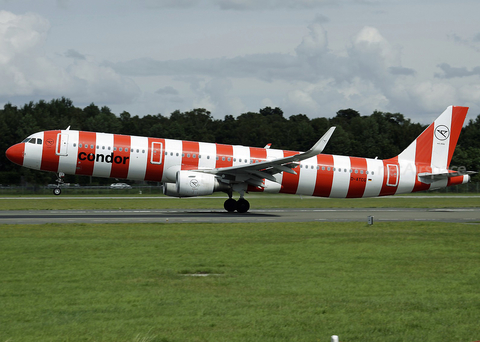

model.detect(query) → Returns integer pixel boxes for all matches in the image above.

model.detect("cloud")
[0,11,140,106]
[214,0,336,10]
[155,86,179,96]
[193,78,246,115]
[64,49,86,60]
[435,63,480,79]
[138,0,387,11]
[389,66,415,76]
[448,32,480,52]
[109,23,422,116]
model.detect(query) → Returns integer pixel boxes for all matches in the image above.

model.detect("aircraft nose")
[5,143,25,166]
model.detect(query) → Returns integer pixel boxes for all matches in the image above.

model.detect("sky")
[1,0,480,124]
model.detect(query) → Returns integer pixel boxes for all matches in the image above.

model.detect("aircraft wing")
[199,127,336,187]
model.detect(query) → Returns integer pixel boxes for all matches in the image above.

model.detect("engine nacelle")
[163,171,226,197]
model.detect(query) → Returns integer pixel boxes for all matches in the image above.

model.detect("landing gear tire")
[53,188,62,196]
[236,198,250,213]
[224,198,237,212]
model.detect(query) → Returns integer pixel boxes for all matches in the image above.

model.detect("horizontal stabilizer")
[418,171,476,184]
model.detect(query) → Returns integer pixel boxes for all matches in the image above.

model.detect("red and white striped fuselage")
[9,127,469,199]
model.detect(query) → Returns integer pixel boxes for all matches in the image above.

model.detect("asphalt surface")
[0,207,479,224]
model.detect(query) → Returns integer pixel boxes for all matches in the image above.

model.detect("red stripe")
[313,154,334,197]
[248,147,268,192]
[181,141,200,170]
[279,151,300,194]
[145,138,165,182]
[41,130,60,172]
[379,157,399,196]
[447,175,465,187]
[346,157,368,198]
[415,124,434,166]
[249,147,267,162]
[75,131,96,176]
[109,134,131,179]
[411,124,434,193]
[215,144,234,168]
[448,106,468,166]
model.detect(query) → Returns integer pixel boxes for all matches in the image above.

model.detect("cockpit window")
[21,137,42,145]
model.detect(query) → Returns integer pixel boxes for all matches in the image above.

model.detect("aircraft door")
[56,133,69,156]
[386,164,399,186]
[150,142,163,164]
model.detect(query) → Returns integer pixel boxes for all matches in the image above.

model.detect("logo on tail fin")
[435,125,450,141]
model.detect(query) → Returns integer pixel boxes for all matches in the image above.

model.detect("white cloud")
[0,10,140,106]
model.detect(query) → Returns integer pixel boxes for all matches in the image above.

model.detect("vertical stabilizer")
[397,106,468,170]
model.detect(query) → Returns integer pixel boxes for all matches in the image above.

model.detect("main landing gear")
[224,198,250,213]
[224,188,250,213]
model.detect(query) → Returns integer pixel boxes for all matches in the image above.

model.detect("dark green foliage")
[1,98,478,185]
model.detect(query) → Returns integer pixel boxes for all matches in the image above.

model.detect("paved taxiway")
[0,208,479,224]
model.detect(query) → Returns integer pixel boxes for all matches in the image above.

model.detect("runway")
[1,207,479,224]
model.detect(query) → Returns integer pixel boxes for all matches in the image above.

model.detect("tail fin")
[397,106,468,170]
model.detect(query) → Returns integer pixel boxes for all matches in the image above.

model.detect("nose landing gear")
[53,172,65,195]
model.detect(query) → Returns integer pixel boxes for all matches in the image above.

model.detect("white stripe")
[296,157,316,196]
[163,139,183,182]
[396,139,416,195]
[264,148,284,192]
[198,142,216,170]
[92,133,114,178]
[58,130,79,175]
[128,136,148,180]
[363,158,384,197]
[431,106,452,170]
[23,132,44,170]
[330,155,351,198]
[233,145,250,166]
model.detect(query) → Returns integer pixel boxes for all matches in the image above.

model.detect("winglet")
[293,127,336,160]
[310,126,336,154]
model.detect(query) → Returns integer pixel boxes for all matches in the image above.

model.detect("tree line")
[1,97,478,185]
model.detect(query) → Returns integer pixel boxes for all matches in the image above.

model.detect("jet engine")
[163,170,226,197]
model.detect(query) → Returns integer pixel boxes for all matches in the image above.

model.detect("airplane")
[5,106,475,213]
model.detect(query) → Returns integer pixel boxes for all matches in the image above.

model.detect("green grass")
[0,193,479,210]
[1,221,480,341]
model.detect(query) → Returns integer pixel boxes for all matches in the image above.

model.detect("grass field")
[1,193,480,210]
[1,221,480,341]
